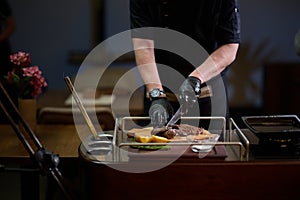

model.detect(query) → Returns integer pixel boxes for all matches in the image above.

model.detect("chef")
[130,0,241,129]
[0,0,16,123]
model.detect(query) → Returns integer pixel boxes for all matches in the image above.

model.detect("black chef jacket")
[130,0,241,128]
[130,0,241,77]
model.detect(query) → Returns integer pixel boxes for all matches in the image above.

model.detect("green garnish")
[131,145,171,150]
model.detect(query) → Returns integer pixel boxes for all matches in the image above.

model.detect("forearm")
[132,38,163,92]
[190,43,239,83]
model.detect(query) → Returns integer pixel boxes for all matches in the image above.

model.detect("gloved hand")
[149,98,173,128]
[179,76,201,113]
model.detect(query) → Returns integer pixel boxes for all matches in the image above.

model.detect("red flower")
[10,51,31,67]
[4,52,47,99]
[22,66,48,98]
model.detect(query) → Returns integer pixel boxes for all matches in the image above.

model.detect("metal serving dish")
[242,115,300,144]
[116,116,249,161]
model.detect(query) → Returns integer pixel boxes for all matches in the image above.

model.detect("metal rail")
[116,116,249,161]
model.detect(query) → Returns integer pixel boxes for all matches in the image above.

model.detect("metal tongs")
[151,104,183,135]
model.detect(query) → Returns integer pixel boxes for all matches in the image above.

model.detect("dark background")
[7,0,300,112]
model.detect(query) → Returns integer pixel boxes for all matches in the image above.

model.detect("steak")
[152,124,204,139]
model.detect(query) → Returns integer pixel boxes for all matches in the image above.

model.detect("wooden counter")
[0,124,81,164]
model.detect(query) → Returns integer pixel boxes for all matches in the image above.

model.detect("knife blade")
[166,104,183,127]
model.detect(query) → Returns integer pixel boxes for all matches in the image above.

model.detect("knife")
[166,104,183,127]
[151,104,183,135]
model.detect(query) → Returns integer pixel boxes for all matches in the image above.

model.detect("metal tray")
[241,115,300,143]
[79,117,250,163]
[116,116,249,161]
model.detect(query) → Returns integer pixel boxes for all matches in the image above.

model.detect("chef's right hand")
[179,76,201,114]
[149,98,173,128]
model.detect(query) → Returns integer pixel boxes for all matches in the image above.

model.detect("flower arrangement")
[4,51,47,99]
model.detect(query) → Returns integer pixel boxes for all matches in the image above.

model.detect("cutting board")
[128,145,228,162]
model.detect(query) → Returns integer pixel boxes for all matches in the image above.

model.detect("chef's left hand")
[149,98,173,128]
[179,76,201,113]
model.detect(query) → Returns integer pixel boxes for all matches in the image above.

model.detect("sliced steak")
[152,124,204,139]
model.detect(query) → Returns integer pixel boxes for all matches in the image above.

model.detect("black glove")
[179,76,201,113]
[149,98,173,128]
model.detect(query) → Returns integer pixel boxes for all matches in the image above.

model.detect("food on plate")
[128,127,152,138]
[135,135,152,143]
[135,135,169,143]
[153,124,210,139]
[131,144,170,150]
[151,135,169,143]
[128,124,216,143]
